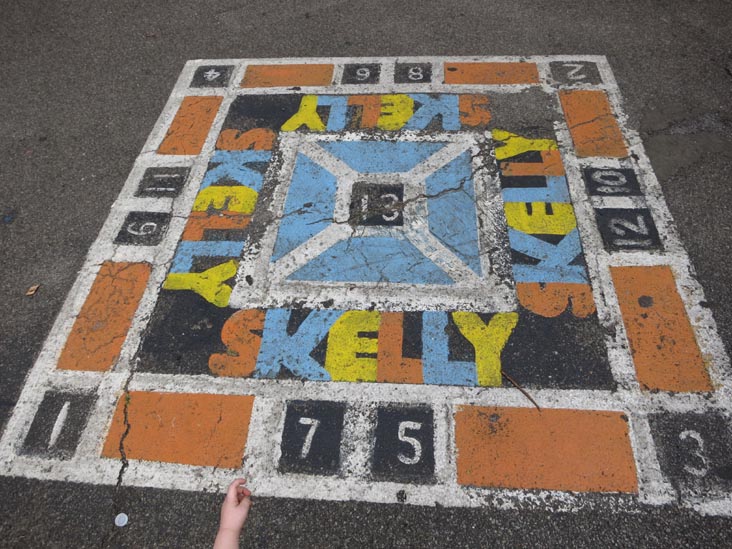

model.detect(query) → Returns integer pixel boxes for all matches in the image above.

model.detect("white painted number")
[679,430,710,477]
[355,67,371,80]
[126,222,158,236]
[397,421,423,465]
[380,193,400,221]
[360,193,400,222]
[144,173,182,193]
[298,417,320,459]
[48,401,70,448]
[203,69,221,81]
[591,170,629,194]
[609,215,651,247]
[563,63,587,80]
[408,66,424,81]
[146,186,178,193]
[360,195,369,220]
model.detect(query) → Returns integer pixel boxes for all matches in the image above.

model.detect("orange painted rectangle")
[58,262,151,371]
[455,406,638,493]
[102,392,254,468]
[611,266,711,392]
[559,90,628,158]
[444,62,539,85]
[157,96,223,155]
[241,64,334,88]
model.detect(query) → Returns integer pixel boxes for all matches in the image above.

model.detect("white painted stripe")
[48,401,70,448]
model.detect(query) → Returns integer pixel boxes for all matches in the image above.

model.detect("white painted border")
[0,56,730,517]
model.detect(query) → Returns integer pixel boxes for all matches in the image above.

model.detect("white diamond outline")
[229,130,517,313]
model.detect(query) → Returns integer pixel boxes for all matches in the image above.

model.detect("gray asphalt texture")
[2,0,732,546]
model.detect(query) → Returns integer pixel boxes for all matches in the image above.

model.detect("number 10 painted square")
[3,57,732,515]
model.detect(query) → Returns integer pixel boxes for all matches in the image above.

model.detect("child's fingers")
[226,478,246,502]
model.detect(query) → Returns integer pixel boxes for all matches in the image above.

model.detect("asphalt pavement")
[2,0,732,546]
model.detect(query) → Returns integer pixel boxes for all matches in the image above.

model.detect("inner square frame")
[230,130,517,313]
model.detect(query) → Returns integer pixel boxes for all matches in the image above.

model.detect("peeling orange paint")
[455,406,638,493]
[376,312,423,384]
[216,128,276,150]
[611,266,711,392]
[181,211,251,241]
[157,96,223,155]
[444,62,539,85]
[241,64,334,87]
[348,95,382,129]
[559,90,628,158]
[102,391,254,468]
[517,282,596,318]
[458,94,492,127]
[499,149,565,177]
[209,309,265,377]
[57,262,151,371]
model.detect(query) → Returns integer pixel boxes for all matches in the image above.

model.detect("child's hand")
[214,478,252,548]
[220,478,252,532]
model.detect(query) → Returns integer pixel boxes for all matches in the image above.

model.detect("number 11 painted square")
[3,57,732,515]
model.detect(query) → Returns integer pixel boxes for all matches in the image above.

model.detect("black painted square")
[594,208,662,251]
[583,167,641,196]
[221,95,303,133]
[137,290,236,375]
[549,61,602,85]
[135,167,189,198]
[649,412,732,497]
[191,65,234,88]
[21,391,96,459]
[342,64,381,84]
[279,400,346,475]
[501,309,615,390]
[349,182,404,226]
[372,405,435,483]
[395,63,432,84]
[114,211,171,246]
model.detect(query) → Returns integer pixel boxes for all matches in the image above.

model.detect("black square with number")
[649,412,732,496]
[21,391,96,459]
[549,61,602,85]
[395,63,432,84]
[114,211,171,246]
[342,63,381,84]
[583,167,641,197]
[594,208,662,251]
[279,400,346,475]
[135,167,189,198]
[372,405,435,483]
[349,182,404,226]
[191,65,234,88]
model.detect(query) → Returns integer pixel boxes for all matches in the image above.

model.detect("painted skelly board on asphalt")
[2,56,732,515]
